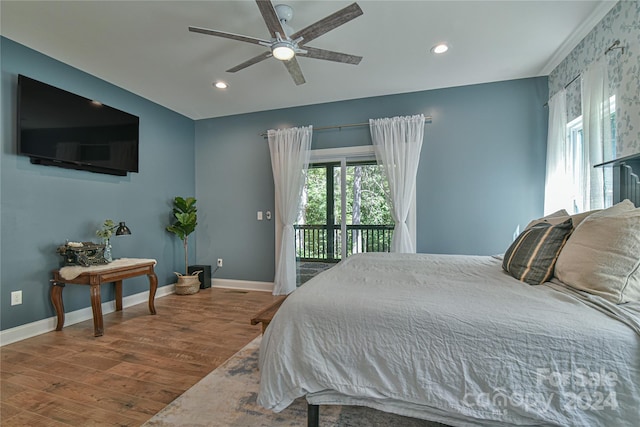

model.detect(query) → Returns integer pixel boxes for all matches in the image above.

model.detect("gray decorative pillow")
[503,218,573,285]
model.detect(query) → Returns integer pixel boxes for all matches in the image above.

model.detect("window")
[566,115,585,213]
[564,95,616,213]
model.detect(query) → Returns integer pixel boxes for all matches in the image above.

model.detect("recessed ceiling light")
[431,43,449,54]
[90,100,103,106]
[214,81,228,89]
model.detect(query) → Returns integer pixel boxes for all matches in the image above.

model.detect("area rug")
[143,336,445,427]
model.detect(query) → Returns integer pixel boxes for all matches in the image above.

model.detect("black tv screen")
[17,75,139,176]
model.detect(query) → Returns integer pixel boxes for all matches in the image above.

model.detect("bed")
[258,199,640,426]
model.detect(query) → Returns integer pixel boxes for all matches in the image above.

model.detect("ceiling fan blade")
[283,57,306,85]
[298,46,362,65]
[291,3,363,45]
[255,0,287,39]
[189,26,270,46]
[227,52,272,73]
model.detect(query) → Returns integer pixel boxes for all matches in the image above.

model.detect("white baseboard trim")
[212,278,273,293]
[0,285,175,347]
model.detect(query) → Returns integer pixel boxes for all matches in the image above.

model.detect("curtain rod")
[562,74,581,90]
[544,74,581,108]
[544,40,626,107]
[605,39,625,55]
[260,116,433,138]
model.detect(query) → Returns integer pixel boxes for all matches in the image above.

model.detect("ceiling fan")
[189,0,363,85]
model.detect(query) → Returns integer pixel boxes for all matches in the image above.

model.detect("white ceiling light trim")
[272,41,296,61]
[431,43,449,54]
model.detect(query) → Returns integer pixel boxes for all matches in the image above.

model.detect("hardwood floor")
[0,287,281,426]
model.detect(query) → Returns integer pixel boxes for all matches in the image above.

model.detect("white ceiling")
[1,1,616,120]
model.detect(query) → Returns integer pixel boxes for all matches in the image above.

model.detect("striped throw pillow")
[503,218,573,285]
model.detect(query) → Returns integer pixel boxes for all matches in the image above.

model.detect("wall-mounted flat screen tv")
[17,75,139,176]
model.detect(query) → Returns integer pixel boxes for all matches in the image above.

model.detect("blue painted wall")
[0,36,548,332]
[195,77,549,283]
[1,38,195,331]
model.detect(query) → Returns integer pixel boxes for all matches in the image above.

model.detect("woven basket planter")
[174,271,201,295]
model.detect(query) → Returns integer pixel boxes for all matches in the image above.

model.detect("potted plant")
[166,196,201,294]
[96,219,116,262]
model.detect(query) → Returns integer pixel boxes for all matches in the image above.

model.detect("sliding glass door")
[295,158,393,284]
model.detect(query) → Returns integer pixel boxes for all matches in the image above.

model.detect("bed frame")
[303,154,640,427]
[595,152,640,207]
[618,161,640,207]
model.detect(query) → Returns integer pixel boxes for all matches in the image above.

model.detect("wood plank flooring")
[0,287,281,426]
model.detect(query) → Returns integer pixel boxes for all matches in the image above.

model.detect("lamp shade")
[115,222,131,235]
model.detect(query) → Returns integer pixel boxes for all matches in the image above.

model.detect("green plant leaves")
[96,219,116,240]
[166,196,197,241]
[174,196,196,213]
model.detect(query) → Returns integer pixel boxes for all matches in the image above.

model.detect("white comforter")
[258,253,640,426]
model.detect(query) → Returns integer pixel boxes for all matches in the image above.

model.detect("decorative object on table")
[96,219,132,262]
[57,241,108,267]
[166,196,201,294]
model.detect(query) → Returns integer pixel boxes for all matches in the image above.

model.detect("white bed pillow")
[554,200,640,304]
[573,199,634,221]
[526,208,604,231]
[524,209,569,230]
[569,209,601,228]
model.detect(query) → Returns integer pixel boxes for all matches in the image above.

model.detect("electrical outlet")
[217,258,223,268]
[11,290,22,306]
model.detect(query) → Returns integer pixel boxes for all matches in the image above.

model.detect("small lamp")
[115,222,131,236]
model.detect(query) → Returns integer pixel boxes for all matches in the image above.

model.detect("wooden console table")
[51,258,158,337]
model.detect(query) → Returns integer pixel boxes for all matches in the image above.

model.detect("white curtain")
[581,59,612,211]
[268,126,312,295]
[369,114,425,253]
[544,89,569,214]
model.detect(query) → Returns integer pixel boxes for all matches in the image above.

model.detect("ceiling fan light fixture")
[214,81,229,89]
[188,1,364,85]
[272,42,295,61]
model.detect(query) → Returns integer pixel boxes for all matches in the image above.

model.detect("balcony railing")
[294,224,394,262]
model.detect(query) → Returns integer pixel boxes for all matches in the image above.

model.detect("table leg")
[115,280,123,311]
[148,272,158,315]
[90,285,104,337]
[50,281,66,331]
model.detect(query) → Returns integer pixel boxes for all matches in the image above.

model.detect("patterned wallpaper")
[549,0,640,158]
